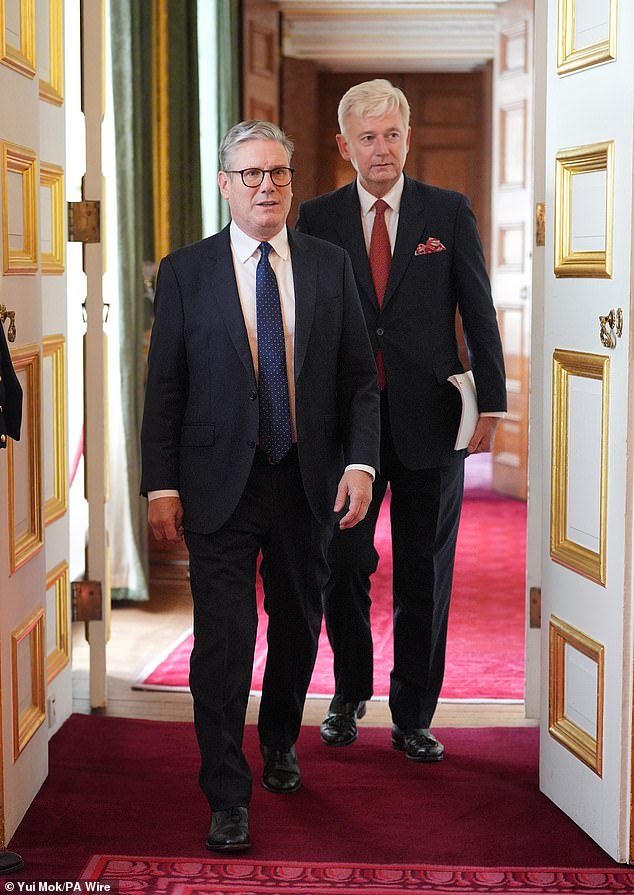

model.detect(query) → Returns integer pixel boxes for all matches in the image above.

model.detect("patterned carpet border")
[82,856,633,894]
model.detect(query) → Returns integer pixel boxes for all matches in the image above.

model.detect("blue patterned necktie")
[256,242,292,463]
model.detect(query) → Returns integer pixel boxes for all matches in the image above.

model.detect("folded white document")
[447,370,478,451]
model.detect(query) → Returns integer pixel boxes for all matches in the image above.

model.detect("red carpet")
[137,492,526,700]
[82,855,633,893]
[7,715,619,882]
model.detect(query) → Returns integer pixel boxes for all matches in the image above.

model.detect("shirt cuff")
[480,412,506,418]
[345,463,376,481]
[148,489,180,501]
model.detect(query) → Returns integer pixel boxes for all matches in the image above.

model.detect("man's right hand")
[148,495,184,543]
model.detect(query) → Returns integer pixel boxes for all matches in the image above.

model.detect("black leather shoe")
[320,696,367,746]
[261,744,302,793]
[392,726,444,762]
[206,806,251,852]
[0,850,24,874]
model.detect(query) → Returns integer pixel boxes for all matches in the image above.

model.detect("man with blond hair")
[297,79,506,760]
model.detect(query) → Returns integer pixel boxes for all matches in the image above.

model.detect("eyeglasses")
[225,167,295,188]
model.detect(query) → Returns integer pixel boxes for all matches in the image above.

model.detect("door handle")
[0,304,16,342]
[598,307,623,349]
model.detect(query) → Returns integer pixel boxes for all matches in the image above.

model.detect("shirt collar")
[357,174,405,219]
[230,221,290,263]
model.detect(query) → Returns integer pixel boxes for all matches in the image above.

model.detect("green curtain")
[110,0,153,600]
[216,0,240,228]
[168,0,203,248]
[109,0,202,600]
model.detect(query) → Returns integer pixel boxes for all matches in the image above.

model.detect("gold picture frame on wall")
[554,142,614,278]
[42,334,67,524]
[549,615,604,775]
[550,349,609,585]
[40,163,65,274]
[8,343,43,572]
[11,606,46,759]
[0,0,36,77]
[46,561,70,682]
[1,141,38,275]
[38,0,63,104]
[557,0,616,76]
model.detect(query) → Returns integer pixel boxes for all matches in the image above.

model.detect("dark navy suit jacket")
[297,175,507,469]
[140,225,380,534]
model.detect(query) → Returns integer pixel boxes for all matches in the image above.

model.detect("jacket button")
[376,327,384,336]
[249,391,257,401]
[0,434,6,444]
[247,440,256,448]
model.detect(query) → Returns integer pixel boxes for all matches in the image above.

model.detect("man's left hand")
[467,416,500,454]
[334,469,373,529]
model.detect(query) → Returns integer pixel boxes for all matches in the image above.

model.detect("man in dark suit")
[296,79,506,761]
[140,120,379,852]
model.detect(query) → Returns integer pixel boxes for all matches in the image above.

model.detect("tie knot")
[373,199,388,217]
[259,242,272,259]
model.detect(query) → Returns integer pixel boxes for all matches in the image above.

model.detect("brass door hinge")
[68,200,100,243]
[535,202,545,247]
[529,586,541,629]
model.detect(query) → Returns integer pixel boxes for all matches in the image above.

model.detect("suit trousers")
[185,447,330,810]
[323,390,465,729]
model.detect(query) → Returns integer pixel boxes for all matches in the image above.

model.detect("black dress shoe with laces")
[206,806,251,852]
[320,696,367,746]
[261,744,302,793]
[0,850,24,874]
[391,726,444,762]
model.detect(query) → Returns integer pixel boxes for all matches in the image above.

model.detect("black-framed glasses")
[225,167,295,188]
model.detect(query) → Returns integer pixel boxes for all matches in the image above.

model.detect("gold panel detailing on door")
[7,343,43,572]
[38,0,63,104]
[42,334,67,524]
[39,163,65,273]
[11,607,45,760]
[557,0,616,76]
[549,615,604,775]
[550,349,609,585]
[554,141,614,278]
[1,141,38,274]
[46,561,70,682]
[0,0,36,77]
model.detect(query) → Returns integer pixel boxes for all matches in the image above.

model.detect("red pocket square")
[415,238,446,255]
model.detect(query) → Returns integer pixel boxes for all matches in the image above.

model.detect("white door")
[538,0,633,861]
[491,0,533,503]
[0,0,72,842]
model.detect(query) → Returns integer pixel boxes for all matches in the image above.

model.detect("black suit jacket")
[0,323,22,448]
[296,175,507,469]
[140,225,380,534]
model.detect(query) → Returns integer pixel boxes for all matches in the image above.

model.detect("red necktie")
[369,199,391,388]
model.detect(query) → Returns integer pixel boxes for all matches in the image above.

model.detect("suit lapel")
[209,227,256,383]
[288,228,317,381]
[334,183,377,307]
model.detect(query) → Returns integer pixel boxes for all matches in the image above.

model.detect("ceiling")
[276,0,506,72]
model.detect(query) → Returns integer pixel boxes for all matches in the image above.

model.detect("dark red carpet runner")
[7,714,621,886]
[138,491,527,700]
[82,856,633,893]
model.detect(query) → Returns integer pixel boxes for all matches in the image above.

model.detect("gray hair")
[219,120,294,170]
[338,79,411,134]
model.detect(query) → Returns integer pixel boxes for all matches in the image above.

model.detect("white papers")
[448,370,479,451]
